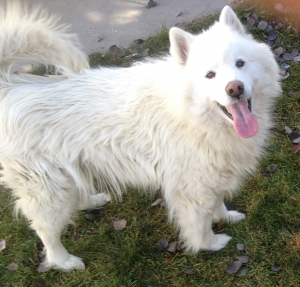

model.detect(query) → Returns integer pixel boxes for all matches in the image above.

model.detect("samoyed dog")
[0,2,280,271]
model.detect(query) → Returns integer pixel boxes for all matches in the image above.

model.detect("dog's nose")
[225,81,244,98]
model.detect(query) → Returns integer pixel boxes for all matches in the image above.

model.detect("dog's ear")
[219,6,245,35]
[169,27,194,65]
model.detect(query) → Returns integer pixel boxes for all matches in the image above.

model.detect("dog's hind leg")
[78,193,111,210]
[1,158,85,271]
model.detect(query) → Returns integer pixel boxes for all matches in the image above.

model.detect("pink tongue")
[226,100,258,138]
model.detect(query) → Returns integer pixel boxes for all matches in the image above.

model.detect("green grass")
[1,4,300,287]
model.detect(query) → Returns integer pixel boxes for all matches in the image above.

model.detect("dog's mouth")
[219,98,258,138]
[219,98,252,121]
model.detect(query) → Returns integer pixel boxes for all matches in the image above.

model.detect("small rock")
[293,56,300,62]
[257,21,268,30]
[269,164,277,171]
[251,13,259,22]
[281,63,290,70]
[236,255,249,264]
[272,265,282,272]
[247,17,256,27]
[0,239,5,252]
[290,133,300,143]
[284,126,293,134]
[268,31,277,41]
[292,145,300,153]
[183,267,194,274]
[226,260,243,274]
[237,266,249,276]
[273,47,284,58]
[291,48,299,57]
[283,53,293,61]
[113,218,127,231]
[237,243,245,251]
[158,237,168,250]
[7,263,18,271]
[266,25,273,32]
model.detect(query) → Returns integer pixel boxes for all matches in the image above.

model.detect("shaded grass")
[2,4,300,287]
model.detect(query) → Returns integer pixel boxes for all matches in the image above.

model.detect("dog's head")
[169,6,280,138]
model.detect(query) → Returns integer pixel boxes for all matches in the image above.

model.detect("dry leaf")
[237,243,245,250]
[272,265,282,272]
[166,241,178,253]
[226,260,242,274]
[158,237,168,250]
[292,145,300,153]
[7,263,18,271]
[151,198,163,206]
[257,21,268,30]
[237,266,249,276]
[183,267,194,274]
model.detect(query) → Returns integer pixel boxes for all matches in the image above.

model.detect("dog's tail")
[0,1,89,74]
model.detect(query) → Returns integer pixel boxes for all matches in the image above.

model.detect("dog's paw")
[92,193,111,207]
[55,254,85,271]
[226,211,246,224]
[208,234,232,251]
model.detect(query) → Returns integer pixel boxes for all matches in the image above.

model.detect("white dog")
[0,2,280,271]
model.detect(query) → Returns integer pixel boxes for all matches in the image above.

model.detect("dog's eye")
[236,60,245,68]
[206,71,216,79]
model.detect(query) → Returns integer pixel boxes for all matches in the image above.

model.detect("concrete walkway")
[33,0,228,54]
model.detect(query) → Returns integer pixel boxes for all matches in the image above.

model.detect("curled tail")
[0,1,89,73]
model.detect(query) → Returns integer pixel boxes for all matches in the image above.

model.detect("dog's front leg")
[213,193,246,224]
[165,190,232,252]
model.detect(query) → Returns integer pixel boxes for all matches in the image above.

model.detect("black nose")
[225,81,244,98]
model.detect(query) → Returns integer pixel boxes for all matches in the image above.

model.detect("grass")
[1,2,300,286]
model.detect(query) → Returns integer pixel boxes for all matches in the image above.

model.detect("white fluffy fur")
[0,3,281,271]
